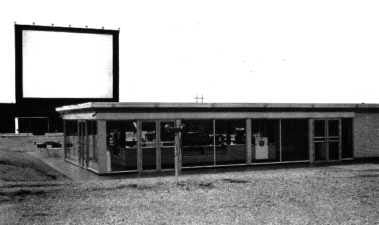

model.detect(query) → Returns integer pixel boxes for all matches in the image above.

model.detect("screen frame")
[15,24,119,104]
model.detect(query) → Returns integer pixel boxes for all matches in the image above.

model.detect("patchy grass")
[221,178,250,183]
[87,183,160,192]
[0,189,50,203]
[0,164,378,225]
[0,150,66,181]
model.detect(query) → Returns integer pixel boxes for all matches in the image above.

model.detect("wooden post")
[156,120,161,171]
[246,119,252,164]
[137,120,142,174]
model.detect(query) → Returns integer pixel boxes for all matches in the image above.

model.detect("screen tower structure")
[10,24,119,134]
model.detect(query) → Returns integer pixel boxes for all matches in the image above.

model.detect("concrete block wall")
[354,113,379,158]
[0,133,63,152]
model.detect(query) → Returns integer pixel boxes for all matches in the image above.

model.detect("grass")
[0,150,66,181]
[0,164,377,225]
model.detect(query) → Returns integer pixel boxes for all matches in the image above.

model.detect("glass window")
[313,119,342,161]
[107,121,138,171]
[341,118,353,158]
[328,141,339,160]
[160,121,176,169]
[64,120,78,160]
[87,120,97,135]
[65,120,78,136]
[182,120,214,167]
[142,122,156,170]
[314,120,325,137]
[215,120,246,165]
[251,119,280,162]
[328,120,339,137]
[281,119,309,161]
[87,121,97,162]
[315,142,327,161]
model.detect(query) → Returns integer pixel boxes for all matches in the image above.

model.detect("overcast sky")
[1,0,379,103]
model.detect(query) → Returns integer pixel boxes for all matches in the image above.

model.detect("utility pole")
[194,94,204,103]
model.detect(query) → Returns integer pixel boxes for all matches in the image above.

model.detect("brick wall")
[354,113,379,158]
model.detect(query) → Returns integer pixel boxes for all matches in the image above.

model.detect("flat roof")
[56,102,379,113]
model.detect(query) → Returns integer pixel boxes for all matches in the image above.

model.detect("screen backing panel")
[15,24,119,103]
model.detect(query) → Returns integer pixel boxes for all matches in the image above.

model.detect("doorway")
[313,119,341,162]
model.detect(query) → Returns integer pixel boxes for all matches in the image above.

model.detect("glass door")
[327,120,340,160]
[160,121,176,169]
[78,121,88,168]
[314,120,327,161]
[313,119,341,162]
[107,121,138,171]
[141,121,157,170]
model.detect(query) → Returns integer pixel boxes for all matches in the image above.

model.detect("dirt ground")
[0,159,378,225]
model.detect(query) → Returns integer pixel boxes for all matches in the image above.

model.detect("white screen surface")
[22,30,113,98]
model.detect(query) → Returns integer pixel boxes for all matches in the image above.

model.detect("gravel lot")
[1,163,378,225]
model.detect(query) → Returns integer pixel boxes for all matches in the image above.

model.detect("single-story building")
[56,102,379,174]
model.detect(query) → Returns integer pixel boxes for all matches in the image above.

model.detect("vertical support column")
[47,118,50,133]
[84,121,89,168]
[309,119,314,163]
[325,120,329,161]
[338,119,342,160]
[351,118,355,158]
[96,120,110,173]
[174,120,182,177]
[279,119,282,162]
[246,119,252,164]
[156,120,161,171]
[213,120,216,166]
[14,117,19,134]
[77,121,81,165]
[63,120,67,159]
[137,120,143,174]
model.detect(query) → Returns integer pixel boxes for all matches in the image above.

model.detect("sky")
[1,0,379,103]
